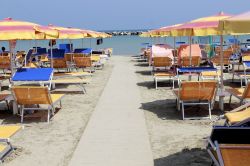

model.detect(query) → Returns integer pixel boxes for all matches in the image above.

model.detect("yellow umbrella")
[170,12,232,36]
[0,17,58,40]
[219,11,250,35]
[48,24,88,39]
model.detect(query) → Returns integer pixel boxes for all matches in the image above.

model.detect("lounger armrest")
[229,102,250,113]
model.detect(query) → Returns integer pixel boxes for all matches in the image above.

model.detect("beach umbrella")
[0,17,58,40]
[218,11,250,35]
[0,18,59,75]
[48,25,90,39]
[170,12,232,37]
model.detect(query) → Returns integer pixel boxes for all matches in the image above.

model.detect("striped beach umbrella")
[219,11,250,35]
[0,17,58,40]
[48,25,90,39]
[170,12,232,37]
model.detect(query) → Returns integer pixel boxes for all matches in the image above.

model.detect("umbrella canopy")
[0,18,58,40]
[48,25,111,39]
[219,11,250,35]
[150,24,183,37]
[48,24,89,39]
[170,12,232,36]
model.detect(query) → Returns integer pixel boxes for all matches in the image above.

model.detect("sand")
[133,57,237,166]
[1,60,113,166]
[0,55,240,166]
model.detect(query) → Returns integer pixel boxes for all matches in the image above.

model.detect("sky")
[0,0,249,31]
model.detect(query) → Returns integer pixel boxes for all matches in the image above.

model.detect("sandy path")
[69,56,153,166]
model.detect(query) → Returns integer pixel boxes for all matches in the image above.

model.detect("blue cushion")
[48,49,65,58]
[74,48,92,54]
[12,68,53,81]
[59,44,72,53]
[178,67,217,73]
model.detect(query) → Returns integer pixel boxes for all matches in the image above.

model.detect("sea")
[1,31,250,56]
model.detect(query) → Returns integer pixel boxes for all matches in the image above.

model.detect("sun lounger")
[11,68,54,89]
[154,72,176,89]
[0,56,10,72]
[200,70,220,82]
[74,57,95,72]
[11,86,64,123]
[52,77,89,93]
[152,56,176,89]
[0,125,22,163]
[177,67,217,83]
[207,126,250,166]
[220,102,250,126]
[173,81,217,120]
[53,71,92,78]
[226,83,250,105]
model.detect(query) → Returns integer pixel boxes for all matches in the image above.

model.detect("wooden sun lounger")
[207,126,250,166]
[53,71,92,78]
[173,81,217,120]
[153,72,176,89]
[52,77,90,93]
[11,86,65,123]
[226,83,250,105]
[222,102,250,126]
[0,125,22,163]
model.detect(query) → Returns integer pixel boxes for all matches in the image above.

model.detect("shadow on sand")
[154,148,211,166]
[134,63,149,67]
[140,99,180,120]
[135,70,152,76]
[141,99,225,120]
[137,81,174,90]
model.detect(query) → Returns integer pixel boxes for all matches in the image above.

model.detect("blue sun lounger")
[177,67,217,83]
[11,68,54,89]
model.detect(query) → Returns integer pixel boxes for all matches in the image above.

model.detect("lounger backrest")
[73,53,84,58]
[153,57,172,67]
[64,53,73,62]
[181,56,201,67]
[180,81,217,101]
[12,86,52,105]
[25,49,33,63]
[219,144,250,166]
[0,56,10,69]
[52,59,67,68]
[74,57,92,68]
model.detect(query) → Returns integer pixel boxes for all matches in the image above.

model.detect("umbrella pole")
[173,37,176,50]
[219,35,224,111]
[50,40,53,68]
[9,41,14,77]
[189,36,192,80]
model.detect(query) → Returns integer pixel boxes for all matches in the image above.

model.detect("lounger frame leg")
[208,103,212,120]
[181,102,185,120]
[21,106,24,123]
[47,109,50,123]
[155,78,158,89]
[229,95,232,106]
